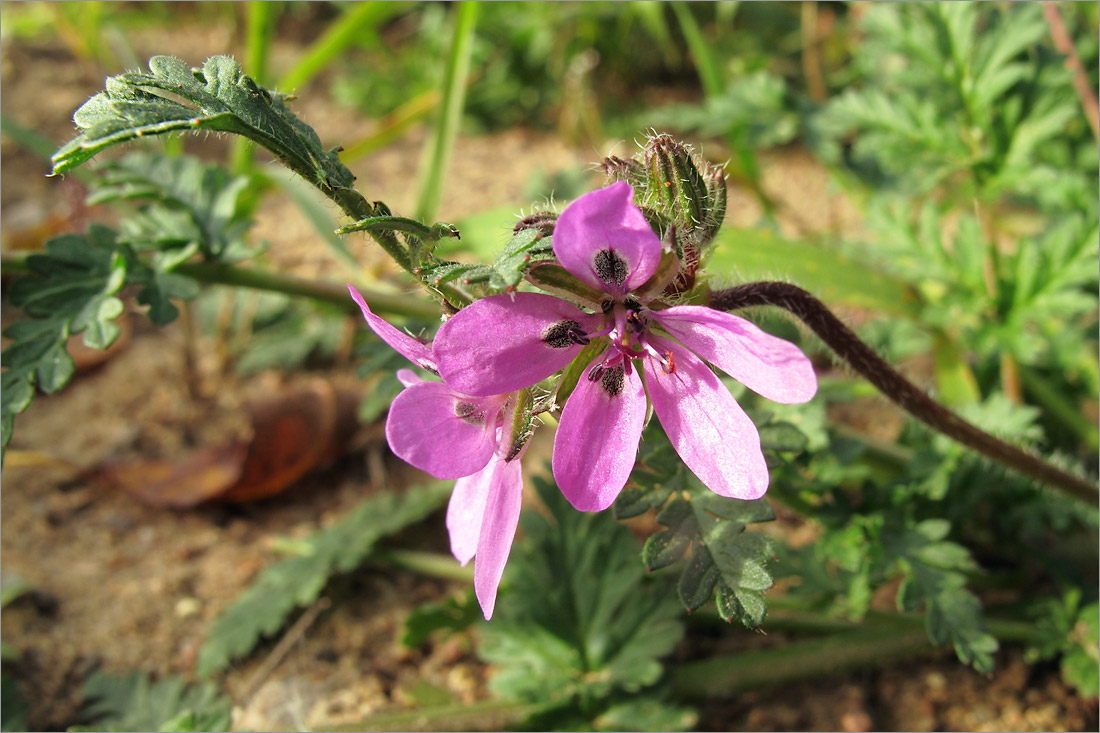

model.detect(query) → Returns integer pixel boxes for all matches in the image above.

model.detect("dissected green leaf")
[888,522,998,674]
[53,57,366,214]
[402,589,482,648]
[1,224,201,459]
[620,429,777,627]
[2,226,125,457]
[75,670,230,732]
[90,152,256,261]
[196,481,450,676]
[480,475,684,707]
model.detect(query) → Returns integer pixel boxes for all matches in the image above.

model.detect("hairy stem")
[0,251,438,319]
[707,282,1098,503]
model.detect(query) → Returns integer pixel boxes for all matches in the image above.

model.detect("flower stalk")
[707,281,1099,504]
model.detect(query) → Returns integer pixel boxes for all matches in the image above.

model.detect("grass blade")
[415,1,479,223]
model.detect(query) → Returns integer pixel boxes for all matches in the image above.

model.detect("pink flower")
[433,182,817,512]
[349,286,524,619]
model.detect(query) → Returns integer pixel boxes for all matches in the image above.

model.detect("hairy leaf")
[196,481,450,676]
[480,475,684,706]
[75,670,231,732]
[888,521,998,674]
[54,56,351,195]
[90,152,256,261]
[617,429,778,627]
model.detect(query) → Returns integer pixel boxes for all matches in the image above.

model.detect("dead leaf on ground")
[97,379,362,507]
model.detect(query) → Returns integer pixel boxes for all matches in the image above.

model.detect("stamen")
[593,249,628,287]
[541,320,590,348]
[662,349,676,374]
[587,364,605,382]
[600,365,626,396]
[453,402,486,425]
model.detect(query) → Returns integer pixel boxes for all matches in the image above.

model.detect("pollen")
[593,249,628,287]
[600,365,626,397]
[542,320,590,348]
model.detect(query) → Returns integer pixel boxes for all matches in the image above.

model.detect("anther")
[541,320,590,348]
[600,365,626,397]
[661,350,676,375]
[593,249,628,287]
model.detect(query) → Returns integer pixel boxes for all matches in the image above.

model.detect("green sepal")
[635,245,682,299]
[525,263,605,308]
[502,388,535,461]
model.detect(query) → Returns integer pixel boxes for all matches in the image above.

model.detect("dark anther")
[587,364,605,382]
[454,402,485,424]
[542,320,590,349]
[593,249,628,287]
[626,311,646,334]
[601,299,615,314]
[624,296,642,311]
[600,365,626,397]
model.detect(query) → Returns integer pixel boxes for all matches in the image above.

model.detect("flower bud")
[642,134,708,235]
[600,154,646,190]
[513,211,557,237]
[503,388,534,462]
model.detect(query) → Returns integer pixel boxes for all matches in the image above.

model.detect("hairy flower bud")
[513,211,557,237]
[600,154,647,190]
[643,134,708,235]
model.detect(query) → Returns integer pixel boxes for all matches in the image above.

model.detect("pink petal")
[645,336,770,500]
[553,182,663,297]
[653,305,817,404]
[435,292,598,396]
[395,368,422,388]
[473,456,524,620]
[348,285,437,372]
[385,381,503,479]
[552,351,647,511]
[447,463,495,566]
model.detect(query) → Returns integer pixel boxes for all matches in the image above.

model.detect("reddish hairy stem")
[707,282,1098,504]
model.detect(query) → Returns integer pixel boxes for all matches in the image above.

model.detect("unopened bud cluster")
[601,133,727,294]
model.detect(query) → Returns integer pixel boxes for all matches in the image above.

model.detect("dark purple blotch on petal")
[600,365,626,396]
[541,320,590,349]
[593,249,628,287]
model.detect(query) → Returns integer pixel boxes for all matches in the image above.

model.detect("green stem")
[671,626,932,698]
[1018,363,1100,452]
[0,251,437,320]
[415,1,479,223]
[174,262,438,319]
[277,2,407,92]
[672,607,1040,700]
[311,698,543,733]
[373,549,474,583]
